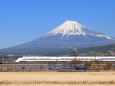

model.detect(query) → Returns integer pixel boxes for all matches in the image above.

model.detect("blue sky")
[0,0,115,49]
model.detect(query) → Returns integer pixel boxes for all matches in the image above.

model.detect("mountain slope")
[0,20,115,53]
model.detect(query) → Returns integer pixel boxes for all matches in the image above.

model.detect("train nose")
[15,58,22,62]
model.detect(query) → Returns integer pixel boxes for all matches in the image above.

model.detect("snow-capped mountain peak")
[44,20,113,40]
[45,20,87,37]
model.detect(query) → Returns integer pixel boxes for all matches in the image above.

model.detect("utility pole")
[2,58,4,63]
[10,57,12,63]
[73,48,77,59]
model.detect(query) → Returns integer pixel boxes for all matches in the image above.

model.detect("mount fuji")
[1,20,115,52]
[44,20,112,39]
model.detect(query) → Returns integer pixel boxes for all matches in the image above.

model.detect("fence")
[12,65,77,70]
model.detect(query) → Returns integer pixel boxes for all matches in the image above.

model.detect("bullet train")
[15,56,115,62]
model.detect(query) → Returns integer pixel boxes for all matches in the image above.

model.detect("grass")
[0,83,115,86]
[0,72,115,86]
[1,81,115,84]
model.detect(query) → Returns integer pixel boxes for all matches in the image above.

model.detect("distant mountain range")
[48,43,115,56]
[78,43,115,56]
[0,20,115,53]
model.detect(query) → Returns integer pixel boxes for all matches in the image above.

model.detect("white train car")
[15,56,115,62]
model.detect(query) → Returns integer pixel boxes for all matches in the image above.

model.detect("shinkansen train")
[15,56,115,62]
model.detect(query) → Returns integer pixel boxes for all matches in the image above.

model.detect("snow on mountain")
[95,34,112,40]
[44,20,113,39]
[45,20,87,36]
